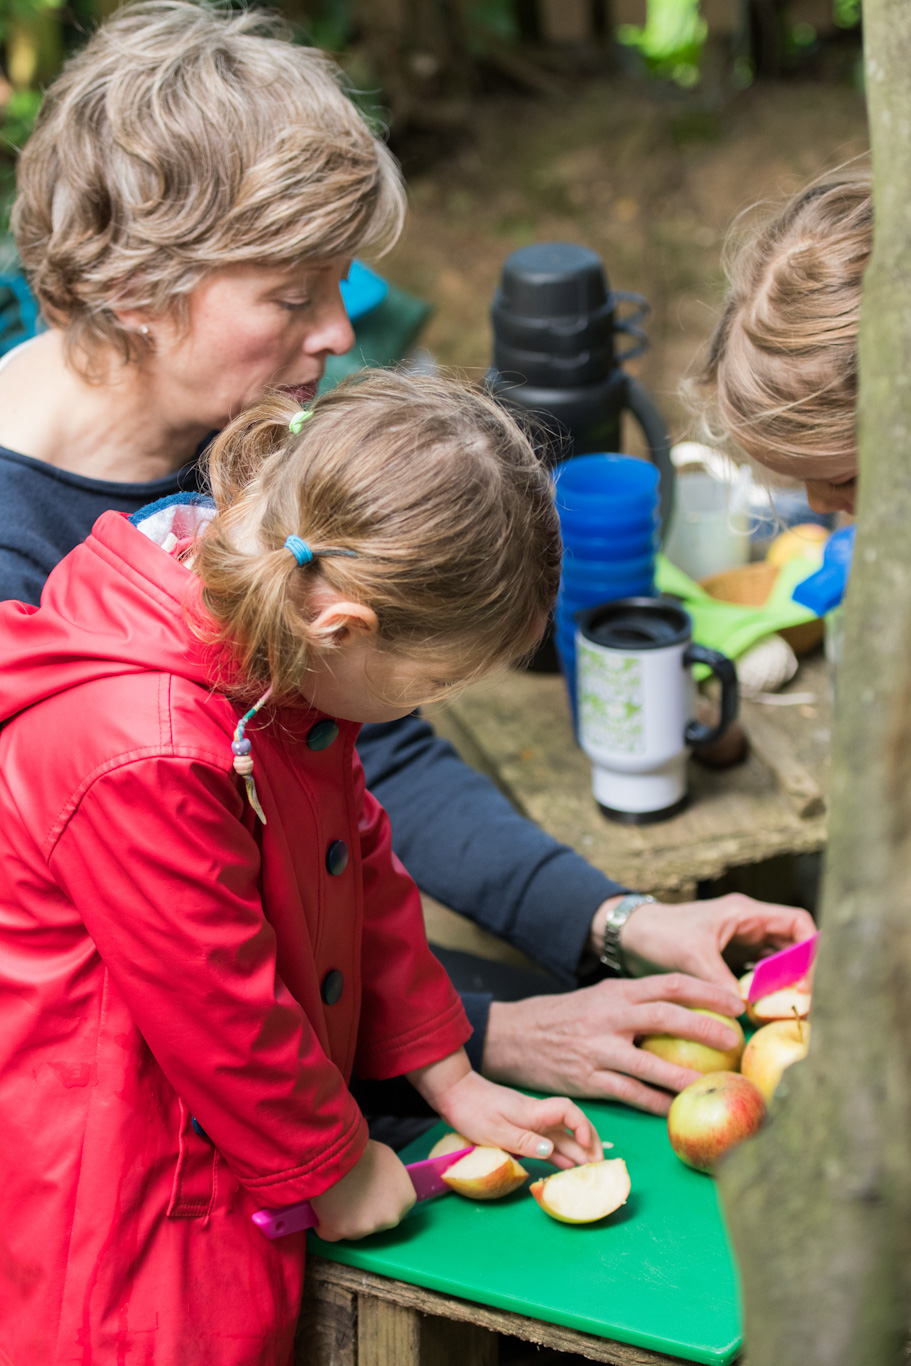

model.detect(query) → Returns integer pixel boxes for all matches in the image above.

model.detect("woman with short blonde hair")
[0,0,405,609]
[14,0,404,371]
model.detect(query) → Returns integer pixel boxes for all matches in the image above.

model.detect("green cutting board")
[310,1097,742,1363]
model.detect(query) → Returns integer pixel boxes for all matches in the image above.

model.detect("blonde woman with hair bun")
[0,365,605,1363]
[697,173,872,514]
[0,0,814,1219]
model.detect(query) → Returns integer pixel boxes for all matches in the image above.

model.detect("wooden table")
[419,652,832,968]
[300,1089,744,1366]
[298,652,832,1364]
[299,1259,695,1365]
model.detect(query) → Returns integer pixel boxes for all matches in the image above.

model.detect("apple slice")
[529,1159,630,1225]
[428,1131,471,1159]
[739,970,811,1026]
[441,1146,528,1200]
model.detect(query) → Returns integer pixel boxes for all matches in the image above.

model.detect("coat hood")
[0,497,221,728]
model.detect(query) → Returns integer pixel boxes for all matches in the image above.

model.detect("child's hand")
[409,1049,603,1169]
[438,1071,603,1168]
[309,1140,416,1242]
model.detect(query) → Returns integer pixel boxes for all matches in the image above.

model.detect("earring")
[140,325,150,337]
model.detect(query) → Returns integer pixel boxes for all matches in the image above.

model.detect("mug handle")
[683,643,739,747]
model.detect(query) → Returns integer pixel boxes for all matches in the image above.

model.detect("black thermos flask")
[487,241,675,671]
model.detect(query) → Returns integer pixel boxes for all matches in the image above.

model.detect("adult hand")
[481,973,749,1116]
[615,893,817,994]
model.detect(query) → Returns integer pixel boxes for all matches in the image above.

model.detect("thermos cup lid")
[575,598,691,650]
[491,242,616,384]
[495,243,610,320]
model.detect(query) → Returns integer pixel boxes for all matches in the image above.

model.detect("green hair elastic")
[289,408,313,435]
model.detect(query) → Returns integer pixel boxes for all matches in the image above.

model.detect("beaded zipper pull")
[231,686,272,824]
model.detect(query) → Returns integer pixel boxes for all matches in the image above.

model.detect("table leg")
[299,1275,498,1366]
[297,1272,357,1366]
[358,1296,498,1366]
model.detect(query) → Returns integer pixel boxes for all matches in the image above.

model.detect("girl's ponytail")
[195,369,561,703]
[199,394,329,693]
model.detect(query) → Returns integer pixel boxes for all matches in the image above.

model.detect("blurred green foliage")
[0,0,64,46]
[0,0,866,185]
[617,0,707,89]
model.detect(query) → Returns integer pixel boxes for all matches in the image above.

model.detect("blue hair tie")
[284,535,314,566]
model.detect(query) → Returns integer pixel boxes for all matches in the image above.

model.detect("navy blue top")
[0,445,206,607]
[0,443,625,1067]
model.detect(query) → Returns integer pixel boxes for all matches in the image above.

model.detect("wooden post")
[538,0,594,43]
[357,1298,420,1366]
[297,1271,357,1366]
[6,8,62,91]
[299,1265,498,1366]
[718,2,911,1363]
[358,1299,497,1366]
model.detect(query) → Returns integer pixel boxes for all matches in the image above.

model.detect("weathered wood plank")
[425,655,830,895]
[419,1315,498,1366]
[743,709,826,820]
[357,1296,420,1366]
[307,1260,697,1365]
[297,1271,357,1366]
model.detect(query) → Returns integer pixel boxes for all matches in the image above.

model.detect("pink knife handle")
[252,1200,318,1239]
[251,1145,476,1239]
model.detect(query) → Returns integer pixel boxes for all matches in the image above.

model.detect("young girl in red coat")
[0,369,601,1366]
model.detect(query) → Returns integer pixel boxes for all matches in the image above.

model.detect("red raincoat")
[0,509,470,1366]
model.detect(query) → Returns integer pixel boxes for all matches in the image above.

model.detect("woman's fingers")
[626,971,743,1018]
[623,995,743,1049]
[594,1070,676,1116]
[716,900,817,949]
[610,1038,707,1094]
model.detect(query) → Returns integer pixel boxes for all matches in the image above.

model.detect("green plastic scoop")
[654,553,821,662]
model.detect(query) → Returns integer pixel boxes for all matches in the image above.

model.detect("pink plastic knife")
[746,933,819,1002]
[251,1146,475,1239]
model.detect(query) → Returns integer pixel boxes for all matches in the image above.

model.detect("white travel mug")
[575,598,738,823]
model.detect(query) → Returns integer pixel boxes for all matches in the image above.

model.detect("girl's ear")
[310,600,379,645]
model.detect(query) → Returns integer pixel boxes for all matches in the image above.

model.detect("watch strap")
[599,893,656,974]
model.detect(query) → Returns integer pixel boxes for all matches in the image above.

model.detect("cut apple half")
[529,1159,630,1225]
[428,1131,471,1159]
[441,1146,529,1200]
[739,970,811,1025]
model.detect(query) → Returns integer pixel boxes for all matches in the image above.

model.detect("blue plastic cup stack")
[553,454,660,719]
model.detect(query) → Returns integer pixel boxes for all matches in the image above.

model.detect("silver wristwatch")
[599,893,656,973]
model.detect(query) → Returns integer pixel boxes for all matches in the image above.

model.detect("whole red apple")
[667,1071,766,1173]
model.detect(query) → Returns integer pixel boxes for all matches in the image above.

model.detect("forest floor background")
[381,75,867,451]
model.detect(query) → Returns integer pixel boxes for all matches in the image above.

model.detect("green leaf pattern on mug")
[578,643,644,754]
